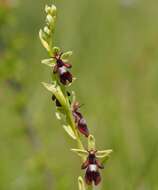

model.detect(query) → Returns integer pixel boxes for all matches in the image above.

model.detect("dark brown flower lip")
[52,52,73,85]
[58,66,73,85]
[85,167,101,186]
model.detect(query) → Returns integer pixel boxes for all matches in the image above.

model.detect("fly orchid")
[72,135,113,186]
[72,101,89,137]
[39,4,112,189]
[81,150,104,186]
[53,51,73,85]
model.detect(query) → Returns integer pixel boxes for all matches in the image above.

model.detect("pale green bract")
[63,125,76,140]
[41,82,67,107]
[78,176,86,190]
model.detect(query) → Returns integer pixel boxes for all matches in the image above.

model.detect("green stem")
[58,83,85,151]
[60,84,85,151]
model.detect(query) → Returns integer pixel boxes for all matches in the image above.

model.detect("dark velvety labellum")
[81,150,104,186]
[53,52,73,85]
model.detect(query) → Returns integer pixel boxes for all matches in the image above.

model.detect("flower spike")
[39,4,112,189]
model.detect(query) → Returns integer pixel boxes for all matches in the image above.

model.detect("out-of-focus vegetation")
[0,0,158,189]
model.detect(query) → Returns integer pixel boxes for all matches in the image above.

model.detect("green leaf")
[41,58,56,67]
[63,125,76,140]
[88,135,95,150]
[78,176,86,190]
[61,51,73,62]
[96,149,113,158]
[39,29,50,52]
[71,148,88,158]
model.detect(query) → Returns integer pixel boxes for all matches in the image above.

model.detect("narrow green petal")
[71,148,88,158]
[96,149,113,158]
[41,58,56,67]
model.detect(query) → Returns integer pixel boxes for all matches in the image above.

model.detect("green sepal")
[41,58,56,67]
[61,51,73,62]
[63,125,76,140]
[88,135,95,150]
[53,46,61,54]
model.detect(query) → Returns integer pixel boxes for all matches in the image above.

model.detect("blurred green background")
[1,0,158,189]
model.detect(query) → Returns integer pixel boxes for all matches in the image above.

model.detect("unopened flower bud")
[45,5,57,16]
[45,5,51,14]
[50,5,57,15]
[44,26,51,35]
[46,14,54,25]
